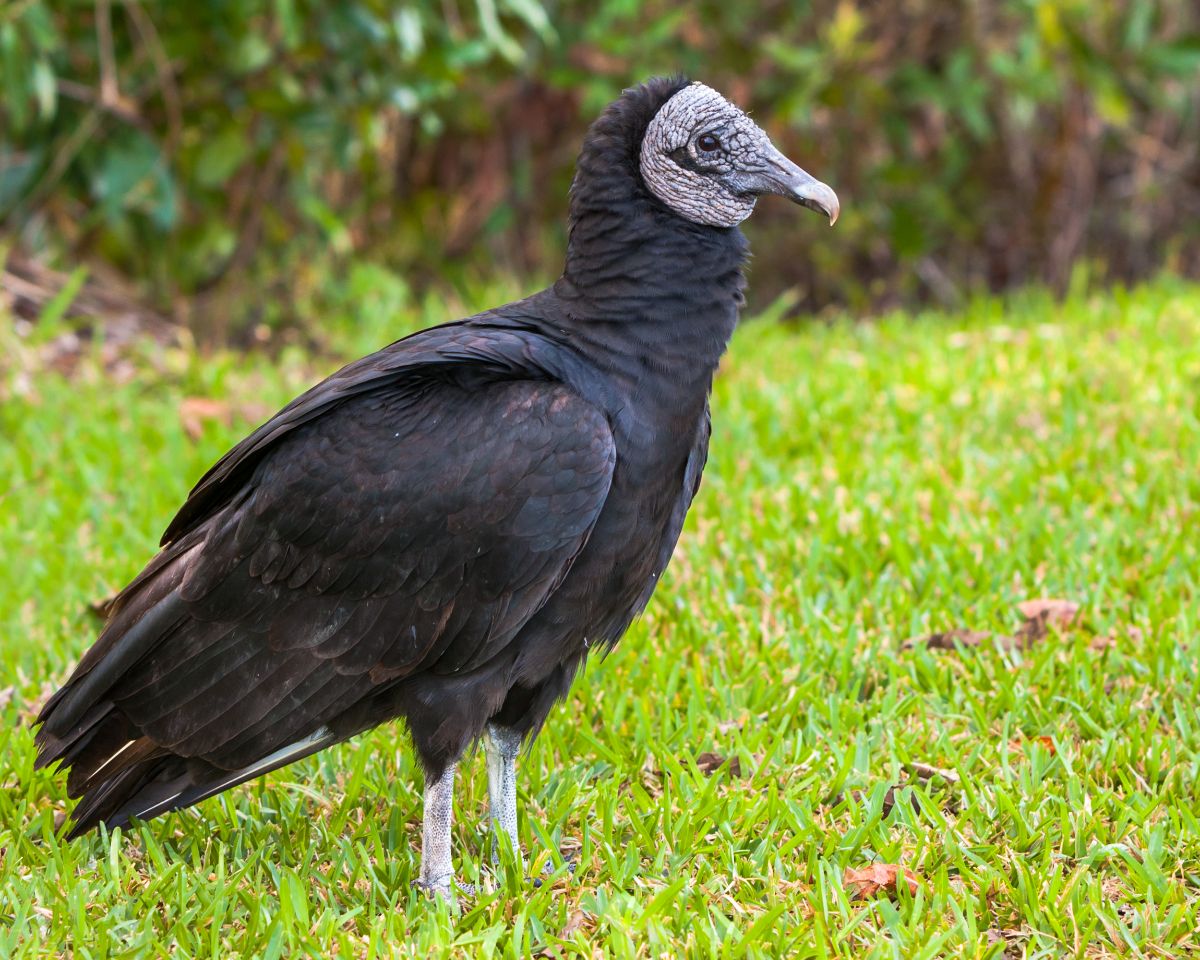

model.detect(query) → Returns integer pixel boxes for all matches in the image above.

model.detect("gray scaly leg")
[485,724,523,869]
[416,761,457,899]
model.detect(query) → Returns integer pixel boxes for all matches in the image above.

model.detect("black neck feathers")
[554,77,749,366]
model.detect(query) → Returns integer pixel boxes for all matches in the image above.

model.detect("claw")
[413,875,476,903]
[532,853,577,889]
[413,875,454,901]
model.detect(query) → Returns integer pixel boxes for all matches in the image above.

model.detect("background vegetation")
[3,278,1199,957]
[2,0,1199,340]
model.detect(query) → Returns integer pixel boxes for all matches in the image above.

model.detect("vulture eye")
[696,133,721,153]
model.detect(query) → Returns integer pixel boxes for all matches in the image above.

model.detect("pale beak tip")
[816,185,840,226]
[790,178,839,227]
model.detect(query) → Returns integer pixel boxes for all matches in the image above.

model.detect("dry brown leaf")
[1009,735,1057,755]
[695,751,742,778]
[986,928,1026,959]
[880,784,922,817]
[832,784,919,816]
[178,397,270,441]
[911,598,1084,654]
[905,761,961,784]
[567,44,628,75]
[1017,598,1080,626]
[560,909,591,938]
[179,397,231,440]
[843,863,920,899]
[1015,598,1080,644]
[1093,624,1144,651]
[904,629,994,651]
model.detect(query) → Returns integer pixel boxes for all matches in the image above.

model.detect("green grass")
[2,276,1199,958]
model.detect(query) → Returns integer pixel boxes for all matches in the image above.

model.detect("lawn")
[1,276,1198,958]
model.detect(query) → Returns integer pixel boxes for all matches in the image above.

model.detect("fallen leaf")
[880,784,922,817]
[178,396,231,440]
[986,928,1026,959]
[695,751,742,778]
[1016,598,1080,643]
[904,761,961,784]
[1009,735,1057,755]
[843,863,920,899]
[829,785,919,817]
[560,910,590,938]
[1092,624,1144,651]
[904,629,994,651]
[178,397,270,441]
[1017,598,1080,625]
[568,43,628,75]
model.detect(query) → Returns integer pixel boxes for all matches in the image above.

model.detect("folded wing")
[36,366,614,835]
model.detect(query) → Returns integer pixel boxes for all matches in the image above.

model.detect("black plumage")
[34,77,837,863]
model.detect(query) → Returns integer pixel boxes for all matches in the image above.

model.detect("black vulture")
[34,77,838,896]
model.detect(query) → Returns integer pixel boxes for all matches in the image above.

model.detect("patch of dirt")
[2,251,182,380]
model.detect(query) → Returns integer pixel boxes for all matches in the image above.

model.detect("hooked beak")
[743,144,840,225]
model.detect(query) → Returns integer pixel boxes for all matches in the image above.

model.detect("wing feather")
[39,369,615,812]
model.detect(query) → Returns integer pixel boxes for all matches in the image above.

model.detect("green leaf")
[501,0,553,39]
[0,22,29,131]
[0,144,43,215]
[475,0,524,64]
[32,59,56,120]
[1148,35,1200,76]
[393,8,423,60]
[92,131,161,218]
[148,159,178,230]
[38,266,88,326]
[229,32,273,73]
[295,190,352,255]
[273,0,302,50]
[194,128,251,189]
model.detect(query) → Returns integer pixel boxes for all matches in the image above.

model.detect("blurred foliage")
[1,0,1198,338]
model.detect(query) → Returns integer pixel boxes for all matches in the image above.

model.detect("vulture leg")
[416,761,458,898]
[485,723,522,868]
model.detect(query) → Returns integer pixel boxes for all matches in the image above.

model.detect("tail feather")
[59,712,137,794]
[67,729,164,800]
[65,725,340,838]
[36,538,200,742]
[39,593,187,740]
[33,527,354,840]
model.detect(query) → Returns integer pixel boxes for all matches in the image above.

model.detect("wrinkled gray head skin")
[640,82,839,229]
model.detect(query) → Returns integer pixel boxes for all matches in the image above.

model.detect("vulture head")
[638,80,839,229]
